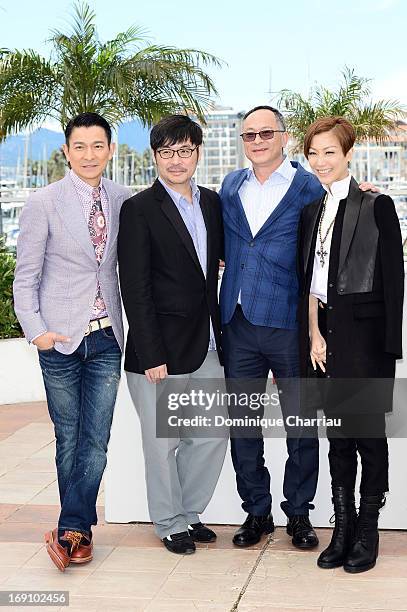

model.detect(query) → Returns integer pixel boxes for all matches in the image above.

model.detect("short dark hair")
[64,112,112,146]
[304,116,356,158]
[150,115,203,151]
[243,105,286,131]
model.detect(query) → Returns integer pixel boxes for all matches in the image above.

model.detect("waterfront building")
[195,106,245,189]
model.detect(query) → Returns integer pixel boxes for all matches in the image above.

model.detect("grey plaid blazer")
[13,174,131,354]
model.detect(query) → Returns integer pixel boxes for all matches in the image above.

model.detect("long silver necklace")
[316,194,336,267]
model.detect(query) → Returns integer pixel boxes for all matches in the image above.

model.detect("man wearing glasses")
[220,106,376,550]
[220,105,325,550]
[118,114,227,555]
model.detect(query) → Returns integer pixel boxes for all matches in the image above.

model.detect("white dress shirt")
[310,173,352,303]
[237,157,297,303]
[239,156,297,237]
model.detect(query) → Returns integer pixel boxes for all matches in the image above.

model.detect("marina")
[2,176,407,256]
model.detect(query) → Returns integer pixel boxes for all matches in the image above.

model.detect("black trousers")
[327,419,389,495]
[317,304,389,495]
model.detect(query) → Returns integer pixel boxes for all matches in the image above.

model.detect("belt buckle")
[84,323,92,337]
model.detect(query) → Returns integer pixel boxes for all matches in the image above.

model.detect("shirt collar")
[247,156,295,184]
[159,177,200,205]
[70,169,104,196]
[322,173,352,199]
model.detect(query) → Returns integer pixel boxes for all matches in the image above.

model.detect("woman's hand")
[310,329,326,372]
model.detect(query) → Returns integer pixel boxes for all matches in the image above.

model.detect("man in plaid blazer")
[220,105,325,550]
[220,105,376,550]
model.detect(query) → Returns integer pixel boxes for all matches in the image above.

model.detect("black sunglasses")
[240,129,285,142]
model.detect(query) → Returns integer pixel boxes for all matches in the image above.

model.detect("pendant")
[316,248,327,267]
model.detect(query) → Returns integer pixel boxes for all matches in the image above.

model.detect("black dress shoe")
[162,531,196,555]
[287,515,319,549]
[233,513,275,547]
[188,522,217,543]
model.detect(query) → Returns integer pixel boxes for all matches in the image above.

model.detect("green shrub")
[0,240,23,339]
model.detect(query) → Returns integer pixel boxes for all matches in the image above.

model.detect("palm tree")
[0,1,223,141]
[277,67,406,152]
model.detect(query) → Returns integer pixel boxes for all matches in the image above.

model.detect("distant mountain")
[0,129,64,166]
[0,120,150,167]
[118,120,150,151]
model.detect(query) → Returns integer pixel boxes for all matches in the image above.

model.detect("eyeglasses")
[156,146,198,159]
[240,130,285,142]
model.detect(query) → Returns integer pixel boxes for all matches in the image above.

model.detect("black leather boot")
[317,486,357,569]
[344,494,385,574]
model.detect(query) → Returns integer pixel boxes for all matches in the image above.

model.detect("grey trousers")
[126,351,228,538]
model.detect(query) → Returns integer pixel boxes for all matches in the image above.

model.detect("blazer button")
[328,351,333,356]
[339,288,344,293]
[326,374,331,378]
[329,283,334,288]
[328,305,333,310]
[249,241,255,247]
[328,329,333,334]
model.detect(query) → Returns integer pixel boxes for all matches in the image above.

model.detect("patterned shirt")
[70,170,109,319]
[70,169,110,227]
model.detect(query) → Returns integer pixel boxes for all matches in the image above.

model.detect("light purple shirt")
[159,177,216,351]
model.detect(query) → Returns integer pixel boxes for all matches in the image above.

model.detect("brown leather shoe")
[45,529,71,572]
[45,529,93,565]
[70,535,93,564]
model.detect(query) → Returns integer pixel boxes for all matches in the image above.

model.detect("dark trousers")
[222,306,319,517]
[38,327,121,534]
[317,306,389,495]
[327,415,389,494]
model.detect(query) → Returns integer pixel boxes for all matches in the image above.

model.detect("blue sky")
[1,0,406,126]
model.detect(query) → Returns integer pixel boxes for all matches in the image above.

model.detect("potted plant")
[0,240,45,404]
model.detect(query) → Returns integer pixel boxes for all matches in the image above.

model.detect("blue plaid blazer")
[219,162,324,329]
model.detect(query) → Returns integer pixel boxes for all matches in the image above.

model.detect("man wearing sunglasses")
[118,114,227,555]
[220,105,375,551]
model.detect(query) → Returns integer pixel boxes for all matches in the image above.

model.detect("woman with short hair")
[297,116,404,573]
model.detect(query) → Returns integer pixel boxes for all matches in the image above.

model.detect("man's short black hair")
[64,112,112,146]
[150,114,203,151]
[243,105,286,131]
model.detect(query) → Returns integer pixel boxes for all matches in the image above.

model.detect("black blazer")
[118,179,224,374]
[297,178,404,380]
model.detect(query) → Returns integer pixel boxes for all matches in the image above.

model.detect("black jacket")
[118,179,224,374]
[298,178,404,380]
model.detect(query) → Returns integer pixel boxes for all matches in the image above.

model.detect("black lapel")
[153,179,204,276]
[338,177,362,275]
[303,197,324,277]
[199,189,212,280]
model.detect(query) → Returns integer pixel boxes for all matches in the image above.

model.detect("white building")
[196,107,246,189]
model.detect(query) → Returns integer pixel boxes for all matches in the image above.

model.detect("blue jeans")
[38,327,121,534]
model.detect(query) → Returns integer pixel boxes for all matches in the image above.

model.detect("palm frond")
[0,0,223,136]
[277,67,406,152]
